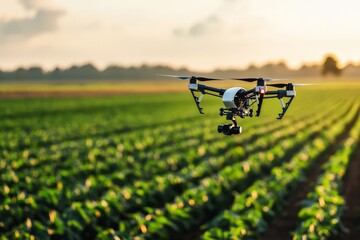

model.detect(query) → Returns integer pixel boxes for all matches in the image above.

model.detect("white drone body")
[222,87,246,108]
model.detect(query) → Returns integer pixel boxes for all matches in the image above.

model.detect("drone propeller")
[159,75,289,83]
[158,74,222,81]
[158,74,191,80]
[230,77,282,82]
[267,83,318,88]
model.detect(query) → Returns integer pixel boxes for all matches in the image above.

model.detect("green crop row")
[0,99,332,239]
[0,93,209,151]
[117,102,357,239]
[0,87,359,240]
[2,95,338,197]
[292,109,360,240]
[0,89,342,152]
[200,103,359,240]
[102,100,350,237]
[0,94,344,239]
[0,108,293,210]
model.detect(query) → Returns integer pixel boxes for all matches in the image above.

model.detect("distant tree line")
[0,55,359,81]
[0,64,185,81]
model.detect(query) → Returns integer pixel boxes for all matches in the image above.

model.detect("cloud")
[0,0,65,41]
[19,0,44,10]
[174,15,222,37]
[173,0,242,37]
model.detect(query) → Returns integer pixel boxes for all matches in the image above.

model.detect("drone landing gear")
[218,109,243,135]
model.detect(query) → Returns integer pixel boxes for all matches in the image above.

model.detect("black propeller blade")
[196,76,223,81]
[158,74,191,80]
[158,74,222,81]
[267,83,318,88]
[231,77,277,82]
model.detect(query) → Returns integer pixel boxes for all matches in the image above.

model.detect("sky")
[0,0,359,71]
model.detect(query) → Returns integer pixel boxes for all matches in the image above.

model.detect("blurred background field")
[0,80,183,97]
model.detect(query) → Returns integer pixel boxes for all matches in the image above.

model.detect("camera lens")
[231,126,242,134]
[222,124,232,135]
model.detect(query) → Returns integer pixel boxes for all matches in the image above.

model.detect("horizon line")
[1,55,359,73]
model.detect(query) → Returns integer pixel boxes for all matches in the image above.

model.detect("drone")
[160,75,313,135]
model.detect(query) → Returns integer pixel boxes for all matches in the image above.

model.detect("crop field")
[0,82,360,239]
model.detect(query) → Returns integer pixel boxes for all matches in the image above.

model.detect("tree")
[321,54,341,76]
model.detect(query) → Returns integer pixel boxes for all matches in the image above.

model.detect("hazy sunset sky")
[0,0,359,71]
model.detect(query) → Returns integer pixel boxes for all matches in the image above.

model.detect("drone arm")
[197,84,226,95]
[264,90,281,96]
[189,84,225,114]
